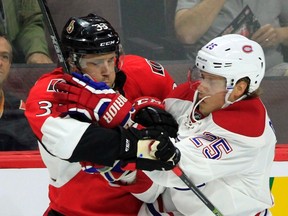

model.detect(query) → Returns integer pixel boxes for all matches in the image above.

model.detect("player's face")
[80,52,116,87]
[197,72,227,116]
[0,37,12,85]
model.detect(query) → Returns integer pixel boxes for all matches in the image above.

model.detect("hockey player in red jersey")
[139,34,276,215]
[24,14,180,216]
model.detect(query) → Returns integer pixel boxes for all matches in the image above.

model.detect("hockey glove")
[132,96,179,138]
[55,72,134,128]
[119,127,181,171]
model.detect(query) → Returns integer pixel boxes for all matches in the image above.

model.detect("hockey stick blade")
[173,166,224,216]
[38,0,70,74]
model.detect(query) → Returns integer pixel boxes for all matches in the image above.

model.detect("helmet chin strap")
[188,88,247,126]
[190,90,210,123]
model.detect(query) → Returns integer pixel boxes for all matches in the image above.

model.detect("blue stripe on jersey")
[104,172,115,182]
[173,182,206,191]
[147,203,162,216]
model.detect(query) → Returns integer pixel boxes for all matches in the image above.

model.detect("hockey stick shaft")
[38,0,70,74]
[172,166,224,216]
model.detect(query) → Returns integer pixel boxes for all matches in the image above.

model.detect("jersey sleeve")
[120,170,165,203]
[24,68,120,166]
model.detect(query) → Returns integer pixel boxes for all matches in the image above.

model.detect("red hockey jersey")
[25,55,175,216]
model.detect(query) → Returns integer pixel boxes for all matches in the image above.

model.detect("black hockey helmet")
[62,13,120,55]
[61,13,121,70]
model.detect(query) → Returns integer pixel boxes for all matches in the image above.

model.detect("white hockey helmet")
[195,34,265,94]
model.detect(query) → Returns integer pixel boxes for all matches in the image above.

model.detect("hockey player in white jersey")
[139,34,276,216]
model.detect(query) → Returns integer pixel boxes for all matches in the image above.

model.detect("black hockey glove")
[132,97,179,138]
[118,127,180,171]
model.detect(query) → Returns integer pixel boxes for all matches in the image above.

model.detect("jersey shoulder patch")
[144,59,165,76]
[212,98,266,137]
[121,55,167,77]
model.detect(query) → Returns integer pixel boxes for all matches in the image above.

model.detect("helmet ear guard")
[195,34,265,94]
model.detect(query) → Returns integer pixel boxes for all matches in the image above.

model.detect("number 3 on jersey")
[36,101,53,117]
[190,132,233,159]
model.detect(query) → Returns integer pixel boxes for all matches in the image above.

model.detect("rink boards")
[0,145,287,216]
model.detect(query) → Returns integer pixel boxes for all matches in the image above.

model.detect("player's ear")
[229,80,248,101]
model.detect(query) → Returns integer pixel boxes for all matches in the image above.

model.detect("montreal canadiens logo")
[242,45,253,53]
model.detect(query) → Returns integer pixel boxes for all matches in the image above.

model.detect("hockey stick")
[173,166,224,216]
[38,0,70,73]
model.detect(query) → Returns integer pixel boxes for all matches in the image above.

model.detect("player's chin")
[102,78,114,88]
[103,81,113,88]
[198,103,212,116]
[198,103,205,114]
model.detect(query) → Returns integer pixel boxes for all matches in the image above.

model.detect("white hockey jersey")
[140,82,276,216]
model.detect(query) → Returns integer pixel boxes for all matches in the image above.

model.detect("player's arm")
[55,72,178,138]
[68,124,180,171]
[67,125,122,166]
[52,73,180,169]
[24,70,126,166]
